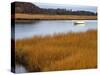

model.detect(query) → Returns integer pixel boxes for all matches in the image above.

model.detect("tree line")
[12,2,97,16]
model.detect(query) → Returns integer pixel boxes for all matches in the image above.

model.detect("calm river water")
[15,20,97,39]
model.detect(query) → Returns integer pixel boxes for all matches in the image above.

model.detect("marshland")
[14,20,97,73]
[15,29,97,72]
[15,14,97,20]
[11,1,97,73]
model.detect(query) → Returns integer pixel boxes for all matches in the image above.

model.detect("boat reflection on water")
[74,21,85,26]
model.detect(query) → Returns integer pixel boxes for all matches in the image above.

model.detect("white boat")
[74,21,85,26]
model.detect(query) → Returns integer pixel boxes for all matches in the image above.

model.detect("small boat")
[74,21,85,26]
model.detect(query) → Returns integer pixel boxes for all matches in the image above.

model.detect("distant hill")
[11,1,97,15]
[11,1,41,14]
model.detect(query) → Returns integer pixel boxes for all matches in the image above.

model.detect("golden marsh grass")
[15,13,97,20]
[15,30,97,72]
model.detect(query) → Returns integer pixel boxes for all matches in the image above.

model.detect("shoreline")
[14,13,97,20]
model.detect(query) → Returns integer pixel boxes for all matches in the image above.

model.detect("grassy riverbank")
[16,30,97,72]
[15,13,97,20]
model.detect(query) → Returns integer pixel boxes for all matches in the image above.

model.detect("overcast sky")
[34,3,97,13]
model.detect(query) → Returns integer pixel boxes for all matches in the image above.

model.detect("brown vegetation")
[15,30,97,72]
[15,13,97,20]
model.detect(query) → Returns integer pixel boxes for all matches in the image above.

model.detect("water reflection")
[15,20,97,39]
[15,64,28,73]
[15,20,41,24]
